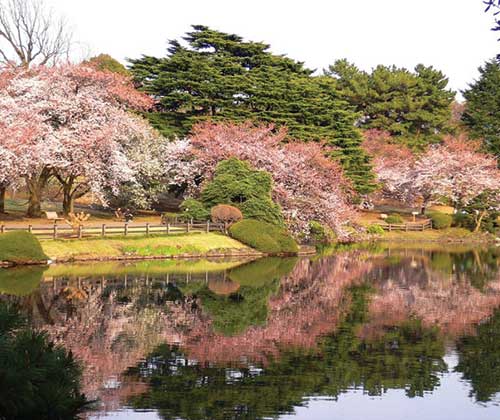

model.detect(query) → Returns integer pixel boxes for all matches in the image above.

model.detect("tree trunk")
[0,185,6,214]
[25,167,52,218]
[474,210,487,233]
[62,188,75,216]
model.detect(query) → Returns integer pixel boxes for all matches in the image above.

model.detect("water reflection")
[1,245,500,419]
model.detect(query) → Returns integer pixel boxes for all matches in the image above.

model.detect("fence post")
[78,225,83,239]
[405,224,408,232]
[206,220,210,233]
[388,224,392,232]
[146,223,150,236]
[167,223,170,234]
[0,225,4,234]
[124,223,128,236]
[102,224,106,237]
[186,222,190,233]
[28,225,32,233]
[53,224,58,240]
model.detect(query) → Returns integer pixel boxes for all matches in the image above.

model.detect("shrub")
[201,158,273,208]
[385,213,404,224]
[211,204,243,225]
[0,303,87,419]
[179,198,210,221]
[229,220,298,254]
[428,211,453,230]
[309,220,336,244]
[0,231,48,264]
[367,224,385,235]
[239,198,284,226]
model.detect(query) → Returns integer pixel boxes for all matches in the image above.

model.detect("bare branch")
[0,0,72,67]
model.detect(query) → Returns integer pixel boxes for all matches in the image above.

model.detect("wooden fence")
[372,219,432,232]
[0,221,226,240]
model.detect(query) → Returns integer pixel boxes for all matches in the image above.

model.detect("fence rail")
[0,221,226,240]
[372,219,432,232]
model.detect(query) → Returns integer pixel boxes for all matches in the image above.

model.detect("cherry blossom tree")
[412,135,500,210]
[0,64,154,216]
[164,122,357,237]
[362,129,415,203]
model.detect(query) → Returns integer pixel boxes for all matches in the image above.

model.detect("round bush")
[240,198,284,226]
[179,199,210,221]
[385,214,404,224]
[211,204,243,224]
[367,224,385,235]
[428,211,452,230]
[0,231,48,264]
[229,220,298,254]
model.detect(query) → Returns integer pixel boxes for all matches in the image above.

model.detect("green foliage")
[329,59,454,149]
[229,220,298,254]
[462,59,500,163]
[367,224,385,235]
[385,214,404,224]
[427,212,453,230]
[0,231,48,264]
[179,198,210,221]
[200,158,284,226]
[129,25,376,194]
[84,53,130,76]
[452,191,500,233]
[201,158,273,208]
[308,220,336,244]
[0,303,87,419]
[239,198,284,226]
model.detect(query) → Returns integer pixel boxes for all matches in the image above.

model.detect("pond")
[1,243,500,419]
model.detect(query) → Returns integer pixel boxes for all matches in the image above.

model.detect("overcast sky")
[48,0,499,97]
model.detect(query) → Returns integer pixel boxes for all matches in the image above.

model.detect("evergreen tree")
[462,59,500,163]
[328,60,455,149]
[128,25,376,194]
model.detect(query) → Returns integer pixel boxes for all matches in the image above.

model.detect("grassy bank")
[40,232,253,262]
[0,231,48,265]
[378,227,496,243]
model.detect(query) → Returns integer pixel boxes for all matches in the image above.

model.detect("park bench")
[45,211,65,224]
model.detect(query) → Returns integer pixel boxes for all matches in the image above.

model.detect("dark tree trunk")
[0,185,6,214]
[55,173,89,216]
[25,167,52,218]
[62,188,75,215]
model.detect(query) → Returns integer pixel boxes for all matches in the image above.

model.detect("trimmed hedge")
[0,231,48,264]
[427,211,453,230]
[309,220,336,244]
[229,220,298,254]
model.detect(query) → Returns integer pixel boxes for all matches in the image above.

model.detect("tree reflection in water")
[0,246,500,417]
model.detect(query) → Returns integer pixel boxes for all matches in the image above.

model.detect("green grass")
[0,231,48,264]
[41,233,249,261]
[380,227,493,243]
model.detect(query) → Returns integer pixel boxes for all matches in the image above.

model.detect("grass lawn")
[41,232,250,261]
[379,227,493,243]
[0,231,48,264]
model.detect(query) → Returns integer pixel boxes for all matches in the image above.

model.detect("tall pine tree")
[128,25,376,194]
[328,60,455,149]
[462,59,500,164]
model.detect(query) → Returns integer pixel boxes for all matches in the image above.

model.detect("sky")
[47,0,499,98]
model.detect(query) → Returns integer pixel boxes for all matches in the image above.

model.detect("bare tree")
[0,0,72,67]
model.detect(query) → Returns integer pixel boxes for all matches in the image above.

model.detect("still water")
[1,244,500,419]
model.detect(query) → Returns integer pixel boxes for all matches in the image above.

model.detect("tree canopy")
[128,25,376,194]
[328,59,455,149]
[462,59,500,163]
